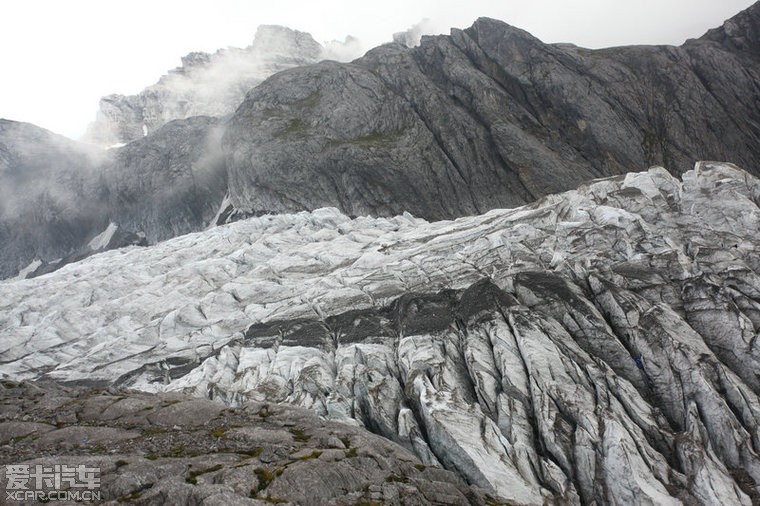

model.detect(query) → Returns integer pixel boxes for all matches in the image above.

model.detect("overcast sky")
[0,0,755,139]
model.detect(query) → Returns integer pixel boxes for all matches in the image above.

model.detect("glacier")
[2,162,760,504]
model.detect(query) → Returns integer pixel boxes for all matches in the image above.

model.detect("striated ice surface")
[2,162,760,504]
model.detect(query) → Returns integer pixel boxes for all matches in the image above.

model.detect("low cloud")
[393,19,439,47]
[83,25,365,147]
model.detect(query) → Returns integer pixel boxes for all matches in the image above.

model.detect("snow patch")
[14,259,42,280]
[88,222,118,251]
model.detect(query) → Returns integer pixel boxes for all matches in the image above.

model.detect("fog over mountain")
[2,4,760,505]
[83,26,364,147]
[3,4,760,280]
[1,1,755,139]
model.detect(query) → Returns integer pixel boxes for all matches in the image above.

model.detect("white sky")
[0,0,755,139]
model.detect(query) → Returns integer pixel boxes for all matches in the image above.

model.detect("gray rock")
[101,116,228,244]
[0,119,107,279]
[0,380,492,505]
[83,25,363,147]
[0,117,226,279]
[224,4,760,220]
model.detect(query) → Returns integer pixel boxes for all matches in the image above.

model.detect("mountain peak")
[466,16,543,46]
[251,24,323,58]
[700,1,760,54]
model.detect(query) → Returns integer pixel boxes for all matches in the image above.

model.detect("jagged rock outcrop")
[0,117,228,280]
[224,3,760,220]
[0,381,495,505]
[83,25,363,147]
[0,119,108,280]
[3,162,760,504]
[101,116,227,244]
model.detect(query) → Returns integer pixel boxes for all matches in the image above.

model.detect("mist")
[0,0,754,140]
[83,25,364,147]
[1,0,757,279]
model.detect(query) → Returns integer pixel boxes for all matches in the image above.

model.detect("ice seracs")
[2,162,760,504]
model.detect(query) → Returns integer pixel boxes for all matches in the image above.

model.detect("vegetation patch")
[117,490,142,503]
[237,447,264,459]
[253,467,275,492]
[328,129,403,148]
[186,464,223,485]
[90,444,108,454]
[141,427,167,436]
[273,119,310,139]
[258,404,273,418]
[484,494,515,506]
[209,427,228,438]
[115,459,129,468]
[167,444,188,458]
[288,427,311,442]
[261,497,287,504]
[296,450,322,461]
[385,473,409,483]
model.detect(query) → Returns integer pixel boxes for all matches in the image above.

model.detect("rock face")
[0,119,108,280]
[4,5,760,280]
[1,25,365,280]
[102,116,227,244]
[0,381,494,505]
[83,25,363,147]
[224,3,760,220]
[0,117,227,280]
[3,162,760,504]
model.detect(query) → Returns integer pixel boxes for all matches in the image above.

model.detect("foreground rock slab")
[0,380,496,505]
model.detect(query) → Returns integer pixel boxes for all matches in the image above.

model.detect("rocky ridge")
[0,117,226,280]
[2,162,760,504]
[224,3,760,220]
[83,25,363,147]
[4,5,760,281]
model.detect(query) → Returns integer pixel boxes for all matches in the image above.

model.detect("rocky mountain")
[3,5,760,281]
[0,119,108,279]
[3,162,760,504]
[0,25,365,280]
[101,116,228,244]
[0,117,226,280]
[83,25,363,147]
[224,3,760,220]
